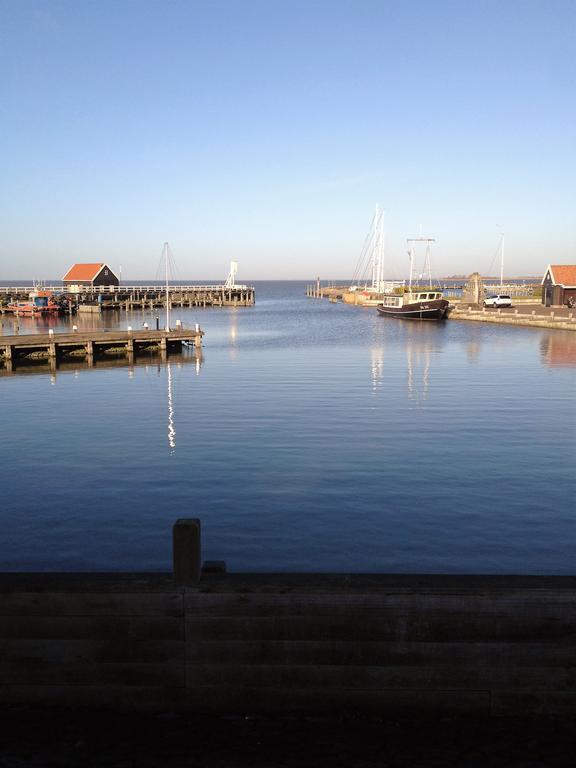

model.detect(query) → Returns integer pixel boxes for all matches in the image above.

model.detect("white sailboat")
[349,207,404,305]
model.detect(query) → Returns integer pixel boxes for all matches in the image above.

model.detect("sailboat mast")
[407,236,435,292]
[500,234,505,287]
[378,211,384,291]
[373,209,377,291]
[164,242,170,331]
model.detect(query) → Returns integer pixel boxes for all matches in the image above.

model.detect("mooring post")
[48,330,57,359]
[173,518,201,585]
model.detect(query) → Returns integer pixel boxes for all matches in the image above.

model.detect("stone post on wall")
[462,273,485,305]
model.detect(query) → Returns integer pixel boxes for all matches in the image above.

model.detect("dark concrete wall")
[1,573,575,716]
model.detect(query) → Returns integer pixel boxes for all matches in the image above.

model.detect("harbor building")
[541,264,576,307]
[62,263,120,291]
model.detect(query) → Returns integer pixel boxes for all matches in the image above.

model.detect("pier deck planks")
[0,573,575,715]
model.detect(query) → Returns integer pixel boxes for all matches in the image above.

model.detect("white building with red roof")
[541,264,576,306]
[62,263,120,291]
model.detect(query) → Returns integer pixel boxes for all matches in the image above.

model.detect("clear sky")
[1,0,575,280]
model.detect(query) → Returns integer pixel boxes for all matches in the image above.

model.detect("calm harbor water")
[1,281,575,573]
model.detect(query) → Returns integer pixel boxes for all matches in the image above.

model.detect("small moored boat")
[7,290,63,317]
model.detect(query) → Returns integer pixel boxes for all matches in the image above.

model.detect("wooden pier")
[0,284,255,312]
[0,518,575,716]
[0,327,204,370]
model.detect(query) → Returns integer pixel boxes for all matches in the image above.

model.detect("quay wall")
[449,305,576,331]
[1,571,575,716]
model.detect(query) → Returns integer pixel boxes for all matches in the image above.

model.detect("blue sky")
[1,0,575,280]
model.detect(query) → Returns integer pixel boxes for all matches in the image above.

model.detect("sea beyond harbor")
[0,280,574,574]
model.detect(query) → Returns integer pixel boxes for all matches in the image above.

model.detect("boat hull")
[376,299,450,320]
[6,301,62,317]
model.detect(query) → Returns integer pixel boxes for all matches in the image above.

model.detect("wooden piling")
[173,518,201,585]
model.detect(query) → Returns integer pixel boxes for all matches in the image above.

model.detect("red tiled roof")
[62,263,106,282]
[549,265,576,287]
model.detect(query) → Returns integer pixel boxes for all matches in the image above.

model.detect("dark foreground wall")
[1,573,575,716]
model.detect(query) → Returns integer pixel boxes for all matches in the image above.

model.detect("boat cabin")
[380,291,443,307]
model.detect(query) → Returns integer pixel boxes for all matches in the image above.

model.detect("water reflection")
[371,324,446,404]
[0,308,175,336]
[228,311,238,359]
[167,362,176,453]
[540,334,576,368]
[466,339,481,363]
[370,347,384,394]
[407,344,431,405]
[0,349,203,379]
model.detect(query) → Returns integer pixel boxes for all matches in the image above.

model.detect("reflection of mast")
[370,346,384,393]
[167,362,176,452]
[406,344,430,405]
[423,352,430,398]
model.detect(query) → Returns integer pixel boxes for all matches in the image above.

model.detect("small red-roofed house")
[62,263,120,291]
[541,264,576,306]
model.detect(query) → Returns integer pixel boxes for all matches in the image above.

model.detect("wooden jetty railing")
[0,284,251,294]
[0,326,204,369]
[0,284,256,310]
